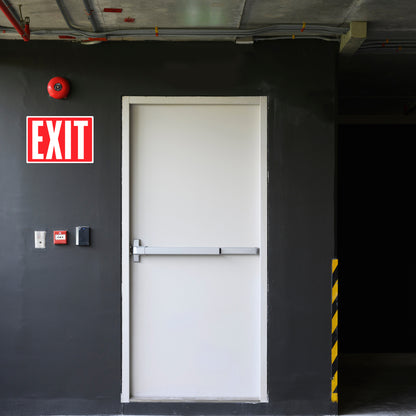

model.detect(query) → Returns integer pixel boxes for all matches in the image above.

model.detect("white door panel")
[122,97,267,402]
[131,256,261,399]
[131,104,260,246]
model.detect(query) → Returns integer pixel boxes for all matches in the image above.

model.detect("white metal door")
[122,97,267,403]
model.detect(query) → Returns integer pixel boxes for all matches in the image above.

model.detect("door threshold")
[129,396,263,403]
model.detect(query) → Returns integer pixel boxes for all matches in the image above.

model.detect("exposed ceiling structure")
[0,0,415,53]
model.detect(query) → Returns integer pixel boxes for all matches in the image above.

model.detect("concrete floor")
[339,353,416,416]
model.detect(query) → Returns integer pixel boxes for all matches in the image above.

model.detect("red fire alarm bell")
[53,230,67,245]
[47,77,70,99]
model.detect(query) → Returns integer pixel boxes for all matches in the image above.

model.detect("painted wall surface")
[0,40,336,415]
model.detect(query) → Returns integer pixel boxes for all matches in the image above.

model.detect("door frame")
[121,96,268,403]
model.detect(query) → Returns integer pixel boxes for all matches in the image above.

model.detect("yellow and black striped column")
[331,258,339,403]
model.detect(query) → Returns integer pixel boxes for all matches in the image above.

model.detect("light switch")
[34,230,46,249]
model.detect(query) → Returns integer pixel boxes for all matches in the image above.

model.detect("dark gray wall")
[0,40,337,415]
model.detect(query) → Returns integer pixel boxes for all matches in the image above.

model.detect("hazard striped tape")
[331,258,339,403]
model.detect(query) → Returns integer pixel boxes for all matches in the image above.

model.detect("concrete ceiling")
[0,0,415,52]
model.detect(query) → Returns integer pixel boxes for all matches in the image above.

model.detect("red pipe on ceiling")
[0,0,30,41]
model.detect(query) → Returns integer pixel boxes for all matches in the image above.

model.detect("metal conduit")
[1,0,19,22]
[256,36,341,42]
[0,25,343,42]
[31,25,347,38]
[55,0,91,34]
[361,40,416,46]
[82,0,99,32]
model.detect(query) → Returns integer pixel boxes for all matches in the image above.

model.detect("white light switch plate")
[34,231,46,249]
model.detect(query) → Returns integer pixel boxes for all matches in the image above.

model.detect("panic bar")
[131,240,259,262]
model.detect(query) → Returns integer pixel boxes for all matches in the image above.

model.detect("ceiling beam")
[339,21,367,54]
[237,0,248,29]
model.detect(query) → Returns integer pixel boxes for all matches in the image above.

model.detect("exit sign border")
[26,116,94,164]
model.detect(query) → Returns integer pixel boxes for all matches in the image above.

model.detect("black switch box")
[76,226,90,246]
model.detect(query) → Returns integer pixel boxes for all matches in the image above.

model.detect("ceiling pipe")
[0,0,29,41]
[1,0,19,22]
[82,0,100,32]
[32,24,347,39]
[237,0,248,29]
[55,0,90,34]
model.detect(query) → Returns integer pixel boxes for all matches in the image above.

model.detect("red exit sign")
[26,116,94,163]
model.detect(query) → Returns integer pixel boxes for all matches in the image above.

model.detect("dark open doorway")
[337,124,416,415]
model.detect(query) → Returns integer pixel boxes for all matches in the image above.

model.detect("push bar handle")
[131,240,259,262]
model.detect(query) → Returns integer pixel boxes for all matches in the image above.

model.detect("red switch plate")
[54,230,67,245]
